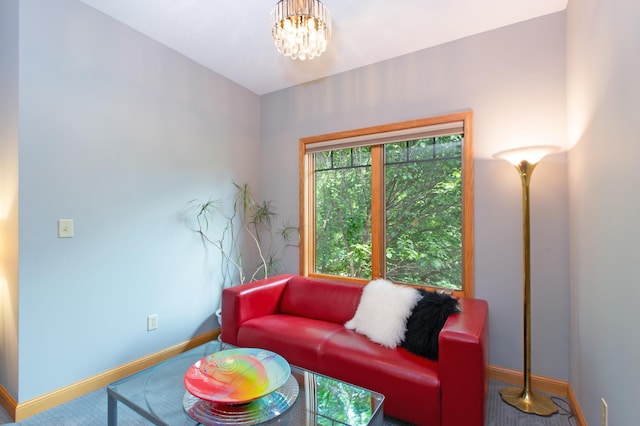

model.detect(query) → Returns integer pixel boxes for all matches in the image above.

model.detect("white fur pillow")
[345,279,422,348]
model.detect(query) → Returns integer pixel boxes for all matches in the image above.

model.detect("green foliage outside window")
[315,147,372,278]
[313,135,463,290]
[385,136,462,289]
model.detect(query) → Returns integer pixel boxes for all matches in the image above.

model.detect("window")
[299,111,474,297]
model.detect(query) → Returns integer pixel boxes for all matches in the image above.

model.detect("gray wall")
[261,13,570,381]
[4,0,261,401]
[567,0,640,424]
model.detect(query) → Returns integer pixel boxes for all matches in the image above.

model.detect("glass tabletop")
[107,341,384,426]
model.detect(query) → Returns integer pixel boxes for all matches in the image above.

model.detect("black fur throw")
[401,290,461,360]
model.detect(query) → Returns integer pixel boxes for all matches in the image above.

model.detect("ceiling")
[79,0,568,96]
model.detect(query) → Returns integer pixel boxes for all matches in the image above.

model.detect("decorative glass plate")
[184,348,291,404]
[183,373,299,425]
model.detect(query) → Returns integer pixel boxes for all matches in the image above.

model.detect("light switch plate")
[147,314,158,331]
[58,219,74,238]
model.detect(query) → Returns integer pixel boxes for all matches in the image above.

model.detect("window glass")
[384,136,463,290]
[314,148,372,278]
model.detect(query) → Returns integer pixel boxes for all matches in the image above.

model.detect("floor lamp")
[493,145,560,416]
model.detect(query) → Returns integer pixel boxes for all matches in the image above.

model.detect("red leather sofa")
[221,274,489,426]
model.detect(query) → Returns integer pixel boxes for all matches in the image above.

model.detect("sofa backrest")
[280,276,363,324]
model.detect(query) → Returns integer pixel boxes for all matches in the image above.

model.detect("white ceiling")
[79,0,568,96]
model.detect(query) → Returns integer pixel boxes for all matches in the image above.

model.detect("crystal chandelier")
[272,0,332,61]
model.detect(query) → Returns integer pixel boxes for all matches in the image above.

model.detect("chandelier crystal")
[272,0,332,61]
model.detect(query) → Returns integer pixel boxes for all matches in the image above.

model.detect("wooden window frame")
[299,111,474,297]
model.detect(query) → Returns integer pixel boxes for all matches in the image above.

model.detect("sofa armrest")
[220,274,292,345]
[438,297,489,426]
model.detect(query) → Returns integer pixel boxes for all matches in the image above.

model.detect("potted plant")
[188,182,298,325]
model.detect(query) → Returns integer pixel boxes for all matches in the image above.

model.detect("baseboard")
[0,384,17,422]
[488,365,586,426]
[488,365,569,396]
[2,329,218,422]
[566,381,587,426]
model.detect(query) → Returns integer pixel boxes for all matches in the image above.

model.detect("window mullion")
[371,145,385,279]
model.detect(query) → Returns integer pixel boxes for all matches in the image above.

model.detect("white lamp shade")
[493,145,561,166]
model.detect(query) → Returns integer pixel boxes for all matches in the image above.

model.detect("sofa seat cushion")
[236,314,343,372]
[320,328,442,426]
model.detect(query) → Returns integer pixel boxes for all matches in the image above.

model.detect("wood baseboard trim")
[488,365,585,426]
[488,365,568,396]
[566,380,587,426]
[4,330,218,422]
[0,384,17,422]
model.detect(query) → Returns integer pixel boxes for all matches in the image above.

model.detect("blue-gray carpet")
[0,379,576,425]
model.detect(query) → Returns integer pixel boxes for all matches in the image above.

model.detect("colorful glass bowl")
[184,348,291,404]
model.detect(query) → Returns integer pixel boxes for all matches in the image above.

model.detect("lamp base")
[500,386,559,416]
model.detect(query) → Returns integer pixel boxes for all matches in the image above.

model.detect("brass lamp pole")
[493,145,560,416]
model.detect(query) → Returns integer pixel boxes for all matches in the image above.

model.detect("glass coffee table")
[107,341,384,425]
